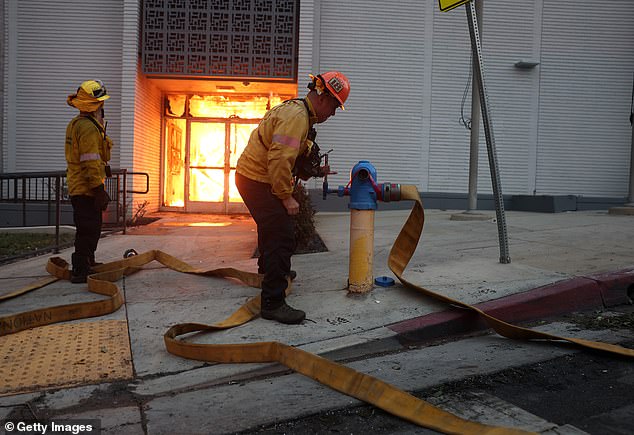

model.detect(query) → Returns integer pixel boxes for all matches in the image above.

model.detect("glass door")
[163,118,186,208]
[228,122,258,213]
[186,121,256,213]
[187,122,227,213]
[162,92,292,214]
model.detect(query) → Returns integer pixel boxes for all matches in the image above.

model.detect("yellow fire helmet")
[79,80,110,101]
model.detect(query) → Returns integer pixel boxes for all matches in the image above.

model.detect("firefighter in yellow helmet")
[65,80,113,283]
[236,71,350,324]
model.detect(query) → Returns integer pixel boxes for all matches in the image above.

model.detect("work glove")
[92,184,110,211]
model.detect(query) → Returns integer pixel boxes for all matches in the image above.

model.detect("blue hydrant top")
[349,160,378,210]
[326,160,401,206]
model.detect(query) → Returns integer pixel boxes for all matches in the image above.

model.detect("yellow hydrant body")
[348,209,375,294]
[325,160,401,295]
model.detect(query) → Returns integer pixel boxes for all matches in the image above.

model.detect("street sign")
[438,0,471,12]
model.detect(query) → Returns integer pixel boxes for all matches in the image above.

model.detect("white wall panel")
[297,0,315,86]
[0,2,5,171]
[428,7,473,193]
[477,0,542,195]
[315,0,428,188]
[4,0,123,173]
[124,0,161,215]
[429,1,540,195]
[132,71,162,214]
[537,0,634,196]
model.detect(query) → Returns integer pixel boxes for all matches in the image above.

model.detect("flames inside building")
[162,92,291,213]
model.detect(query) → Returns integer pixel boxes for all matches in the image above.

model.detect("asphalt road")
[239,306,634,435]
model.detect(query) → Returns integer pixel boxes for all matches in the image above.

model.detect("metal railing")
[0,169,149,261]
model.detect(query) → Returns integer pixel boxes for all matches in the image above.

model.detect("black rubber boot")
[89,254,103,267]
[261,301,306,325]
[71,253,90,284]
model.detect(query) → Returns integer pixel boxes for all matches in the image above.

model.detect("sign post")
[440,0,511,264]
[464,1,511,263]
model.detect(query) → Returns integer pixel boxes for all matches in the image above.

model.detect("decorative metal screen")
[142,0,299,80]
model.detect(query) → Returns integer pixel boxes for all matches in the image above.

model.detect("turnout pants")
[70,195,103,274]
[235,173,295,309]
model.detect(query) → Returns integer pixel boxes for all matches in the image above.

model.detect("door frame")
[184,117,258,214]
[160,92,294,214]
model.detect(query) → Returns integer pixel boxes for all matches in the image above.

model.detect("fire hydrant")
[324,161,401,293]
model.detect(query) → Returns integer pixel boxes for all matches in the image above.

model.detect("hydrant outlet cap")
[374,276,395,287]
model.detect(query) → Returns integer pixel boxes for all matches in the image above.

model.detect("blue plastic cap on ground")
[374,276,395,287]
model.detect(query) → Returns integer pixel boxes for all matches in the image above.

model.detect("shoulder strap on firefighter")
[282,98,316,144]
[69,116,100,157]
[80,115,106,139]
[283,97,310,112]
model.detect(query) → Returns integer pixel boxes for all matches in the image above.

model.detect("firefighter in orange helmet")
[236,71,350,324]
[65,80,113,283]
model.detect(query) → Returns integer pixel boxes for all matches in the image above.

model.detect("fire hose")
[2,186,633,434]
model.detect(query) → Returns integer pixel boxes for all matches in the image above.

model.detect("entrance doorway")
[187,120,256,213]
[162,93,290,213]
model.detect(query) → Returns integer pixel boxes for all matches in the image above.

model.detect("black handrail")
[0,169,149,263]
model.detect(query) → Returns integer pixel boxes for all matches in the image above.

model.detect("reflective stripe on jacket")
[65,115,112,196]
[236,98,317,200]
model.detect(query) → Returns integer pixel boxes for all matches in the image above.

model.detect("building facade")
[2,0,633,215]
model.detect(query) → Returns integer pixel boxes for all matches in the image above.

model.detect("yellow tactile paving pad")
[0,320,132,396]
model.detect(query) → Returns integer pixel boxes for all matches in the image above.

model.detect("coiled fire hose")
[2,185,633,434]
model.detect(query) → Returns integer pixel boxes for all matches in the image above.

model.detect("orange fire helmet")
[309,71,350,109]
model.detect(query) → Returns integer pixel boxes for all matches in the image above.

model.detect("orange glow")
[163,93,292,211]
[188,222,231,227]
[189,123,225,203]
[164,118,186,207]
[189,94,283,119]
[229,123,256,202]
[161,222,231,227]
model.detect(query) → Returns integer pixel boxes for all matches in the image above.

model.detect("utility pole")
[441,0,511,262]
[451,0,489,222]
[467,0,483,213]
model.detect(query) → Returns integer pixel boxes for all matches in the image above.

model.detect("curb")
[388,267,634,344]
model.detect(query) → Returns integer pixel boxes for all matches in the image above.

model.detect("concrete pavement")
[0,206,633,433]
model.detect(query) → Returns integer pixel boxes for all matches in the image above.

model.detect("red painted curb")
[388,269,634,344]
[584,267,634,307]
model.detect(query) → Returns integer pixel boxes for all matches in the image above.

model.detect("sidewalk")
[0,207,633,433]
